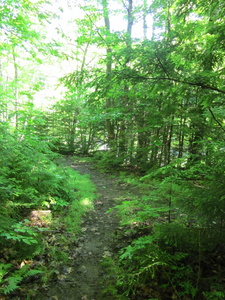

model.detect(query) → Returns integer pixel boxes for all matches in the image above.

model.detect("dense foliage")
[1,0,225,298]
[0,122,96,295]
[0,1,96,295]
[51,1,225,299]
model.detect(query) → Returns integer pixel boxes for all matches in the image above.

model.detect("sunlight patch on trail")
[80,198,93,207]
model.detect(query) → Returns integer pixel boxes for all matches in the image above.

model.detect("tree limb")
[208,107,225,133]
[154,54,170,78]
[142,76,225,94]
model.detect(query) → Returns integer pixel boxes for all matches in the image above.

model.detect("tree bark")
[101,0,115,149]
[12,49,19,129]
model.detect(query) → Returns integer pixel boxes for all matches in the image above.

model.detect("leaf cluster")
[0,124,94,295]
[0,263,42,295]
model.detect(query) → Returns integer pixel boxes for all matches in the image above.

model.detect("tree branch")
[142,76,225,94]
[154,54,170,78]
[208,107,225,133]
[121,0,128,11]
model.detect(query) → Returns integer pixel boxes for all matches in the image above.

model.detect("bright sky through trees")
[33,0,153,107]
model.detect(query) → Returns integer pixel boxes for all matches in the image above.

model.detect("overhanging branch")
[208,107,225,133]
[144,76,225,94]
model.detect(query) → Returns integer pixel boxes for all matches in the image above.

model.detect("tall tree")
[101,0,115,148]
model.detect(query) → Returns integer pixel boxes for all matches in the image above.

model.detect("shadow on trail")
[35,160,129,300]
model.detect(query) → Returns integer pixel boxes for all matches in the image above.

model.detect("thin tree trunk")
[143,0,148,39]
[178,116,186,158]
[150,128,160,167]
[0,59,6,121]
[12,49,19,129]
[117,0,134,160]
[166,116,174,164]
[101,0,115,149]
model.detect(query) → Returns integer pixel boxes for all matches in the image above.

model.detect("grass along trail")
[35,158,130,300]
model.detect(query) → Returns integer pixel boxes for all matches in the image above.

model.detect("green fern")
[0,264,42,295]
[0,263,12,281]
[3,276,22,295]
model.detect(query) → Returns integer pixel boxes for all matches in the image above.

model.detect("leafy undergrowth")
[99,165,225,300]
[0,126,96,297]
[2,167,96,297]
[2,148,225,299]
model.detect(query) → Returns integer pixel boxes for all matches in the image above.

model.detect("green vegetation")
[100,166,225,299]
[63,167,96,233]
[1,0,225,298]
[0,124,96,295]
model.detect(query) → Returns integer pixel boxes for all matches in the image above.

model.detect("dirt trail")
[37,160,128,300]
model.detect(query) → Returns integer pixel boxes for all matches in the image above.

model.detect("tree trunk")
[117,0,134,160]
[143,0,148,39]
[178,116,186,158]
[101,0,115,149]
[188,105,206,163]
[12,49,19,129]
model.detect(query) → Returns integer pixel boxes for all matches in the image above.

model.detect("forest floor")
[29,158,133,300]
